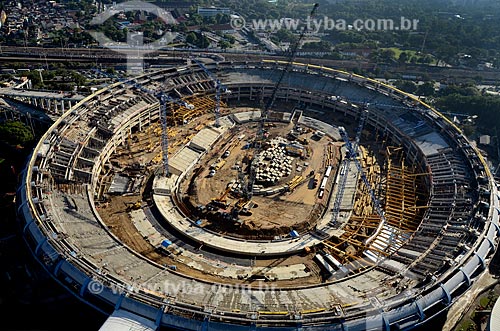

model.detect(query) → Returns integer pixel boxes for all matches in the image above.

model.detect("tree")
[224,34,236,44]
[382,49,396,62]
[301,41,332,52]
[0,121,34,146]
[186,32,198,45]
[273,29,297,44]
[398,52,409,64]
[416,82,435,96]
[393,80,417,93]
[434,94,500,135]
[218,40,231,49]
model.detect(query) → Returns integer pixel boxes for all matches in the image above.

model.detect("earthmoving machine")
[207,186,232,210]
[125,200,141,211]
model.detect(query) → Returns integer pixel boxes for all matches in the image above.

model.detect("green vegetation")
[216,0,500,66]
[186,31,210,48]
[434,93,500,135]
[0,121,34,146]
[301,40,332,52]
[3,0,500,66]
[380,48,436,65]
[391,80,436,96]
[456,319,476,331]
[23,69,87,91]
[389,82,500,138]
[393,80,417,94]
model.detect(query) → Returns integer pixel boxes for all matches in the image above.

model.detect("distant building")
[197,6,230,17]
[210,24,235,34]
[478,62,494,70]
[479,135,491,145]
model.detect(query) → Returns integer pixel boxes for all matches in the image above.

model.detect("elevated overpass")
[0,87,85,115]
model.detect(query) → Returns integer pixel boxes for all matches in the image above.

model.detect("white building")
[197,6,230,17]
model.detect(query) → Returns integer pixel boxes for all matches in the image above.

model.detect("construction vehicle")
[207,186,231,210]
[125,201,141,211]
[287,175,304,192]
[210,159,226,171]
[240,199,258,216]
[231,197,258,217]
[312,172,320,188]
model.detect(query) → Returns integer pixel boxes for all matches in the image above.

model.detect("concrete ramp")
[99,309,157,331]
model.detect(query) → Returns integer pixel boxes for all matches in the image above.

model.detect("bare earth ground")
[97,107,330,285]
[95,105,389,286]
[187,119,337,237]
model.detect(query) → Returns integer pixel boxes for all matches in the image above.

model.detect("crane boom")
[331,109,368,226]
[336,114,388,247]
[245,3,319,199]
[192,59,230,127]
[93,68,192,176]
[259,3,319,140]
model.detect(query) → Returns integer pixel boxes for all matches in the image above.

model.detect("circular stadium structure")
[16,59,500,331]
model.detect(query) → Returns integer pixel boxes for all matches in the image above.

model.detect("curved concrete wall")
[16,60,500,330]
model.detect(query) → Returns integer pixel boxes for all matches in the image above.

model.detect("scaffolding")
[383,146,428,232]
[168,95,227,126]
[324,147,427,268]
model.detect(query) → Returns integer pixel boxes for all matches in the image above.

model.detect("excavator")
[125,200,141,212]
[207,186,231,210]
[232,197,258,217]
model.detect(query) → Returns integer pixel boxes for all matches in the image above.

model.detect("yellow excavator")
[232,198,258,216]
[125,201,141,211]
[208,186,231,209]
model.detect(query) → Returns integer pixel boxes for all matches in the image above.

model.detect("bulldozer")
[125,201,141,212]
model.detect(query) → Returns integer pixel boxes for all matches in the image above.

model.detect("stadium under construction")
[16,58,500,330]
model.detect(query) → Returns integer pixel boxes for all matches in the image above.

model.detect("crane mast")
[335,109,388,247]
[93,68,192,176]
[258,3,319,143]
[158,93,169,176]
[246,3,319,199]
[192,59,230,128]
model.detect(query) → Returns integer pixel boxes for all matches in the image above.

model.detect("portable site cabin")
[161,239,172,248]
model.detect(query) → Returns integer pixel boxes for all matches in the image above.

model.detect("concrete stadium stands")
[16,60,500,330]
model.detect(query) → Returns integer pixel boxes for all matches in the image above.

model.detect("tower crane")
[258,3,319,141]
[331,109,368,226]
[244,2,320,199]
[335,111,389,251]
[439,111,477,124]
[192,59,231,127]
[93,69,193,176]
